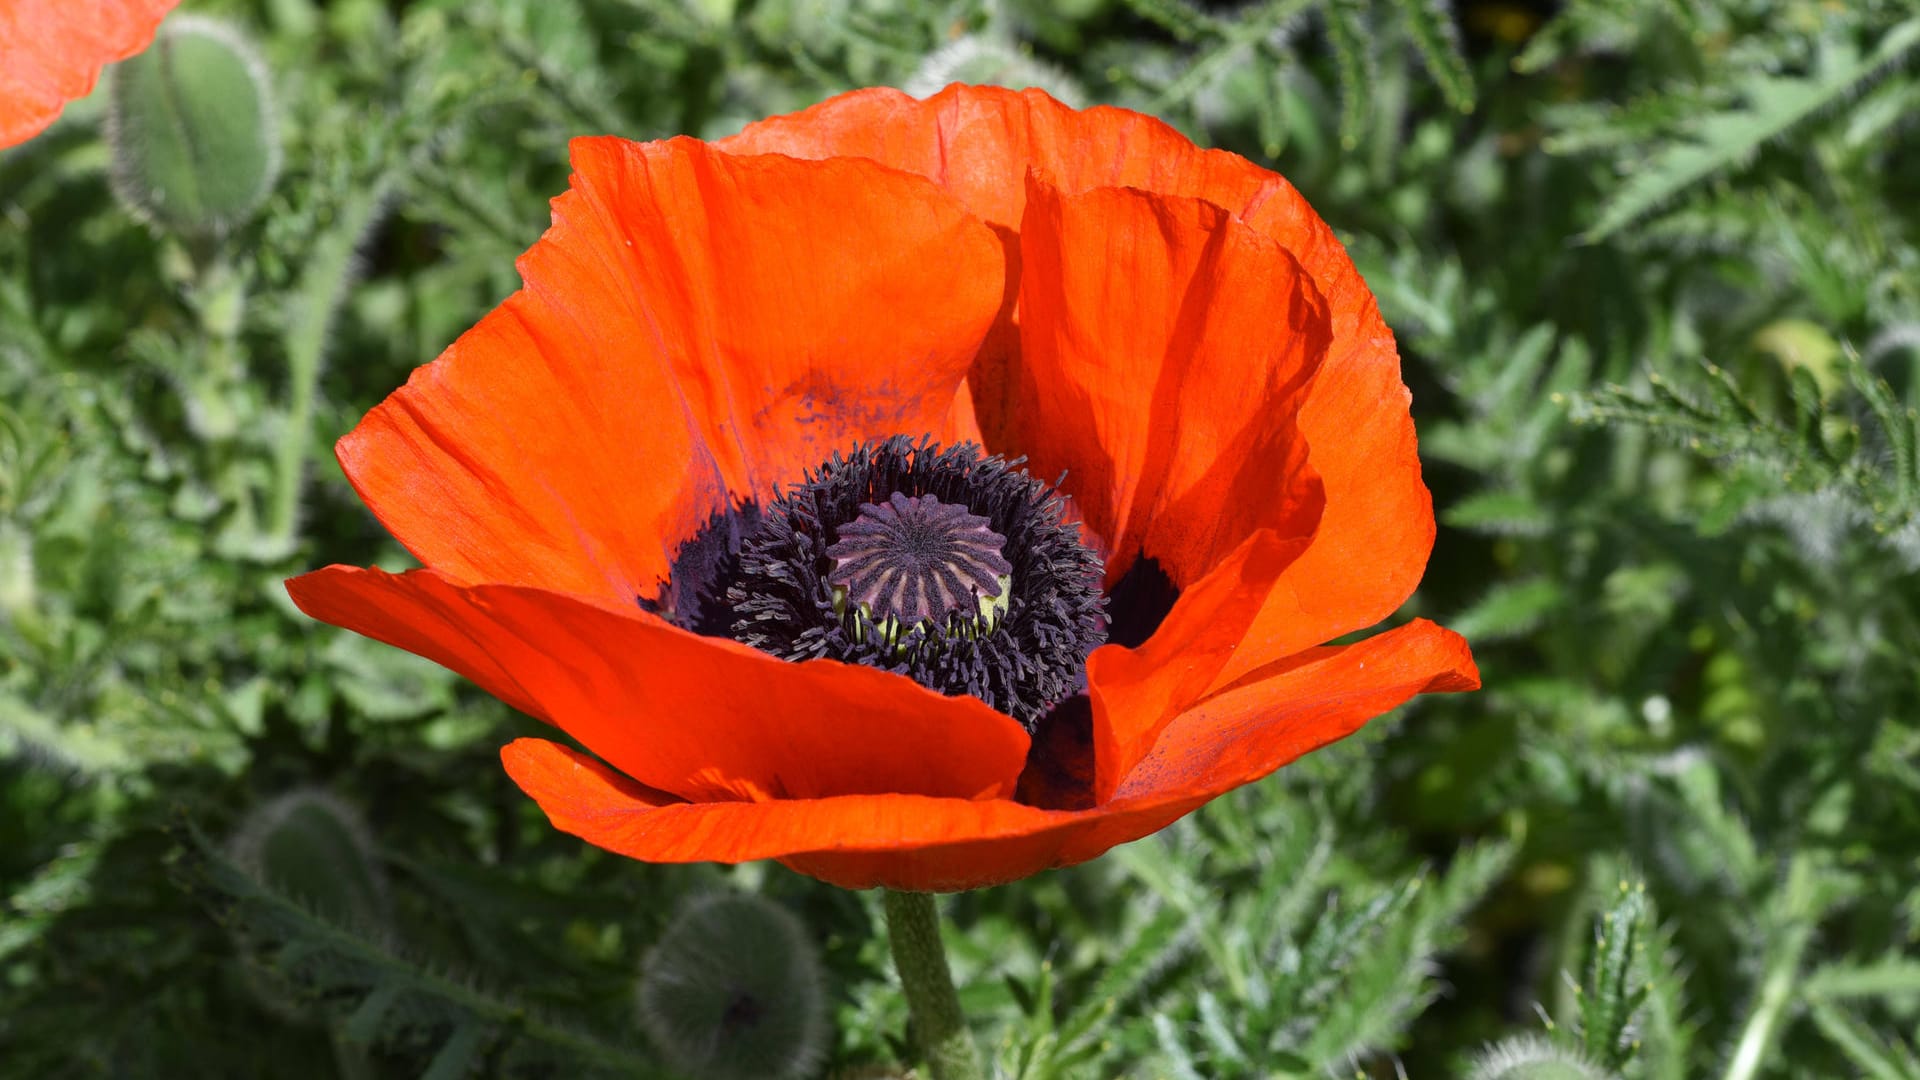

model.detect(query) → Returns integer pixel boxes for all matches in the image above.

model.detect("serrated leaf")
[1196,990,1248,1066]
[1451,578,1565,643]
[1806,958,1920,1002]
[1851,354,1920,506]
[343,984,404,1046]
[1807,1001,1920,1080]
[1116,0,1219,41]
[422,1022,488,1080]
[1444,489,1553,536]
[1060,906,1190,1048]
[1387,0,1475,112]
[1152,1014,1208,1080]
[1579,881,1651,1071]
[1321,0,1374,148]
[170,827,667,1076]
[1422,841,1517,927]
[1582,18,1920,241]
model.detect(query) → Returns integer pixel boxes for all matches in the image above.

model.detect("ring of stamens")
[702,436,1109,729]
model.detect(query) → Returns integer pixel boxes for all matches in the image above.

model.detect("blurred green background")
[3,0,1919,1076]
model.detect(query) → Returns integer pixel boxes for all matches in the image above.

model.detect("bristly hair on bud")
[108,15,281,235]
[224,787,393,1023]
[1466,1035,1616,1080]
[225,787,390,928]
[721,436,1108,729]
[636,892,827,1080]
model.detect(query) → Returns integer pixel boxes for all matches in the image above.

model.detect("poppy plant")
[288,85,1478,897]
[0,0,178,148]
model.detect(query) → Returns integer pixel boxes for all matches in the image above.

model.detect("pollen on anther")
[825,492,1011,628]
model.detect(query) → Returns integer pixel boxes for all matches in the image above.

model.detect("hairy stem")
[264,174,391,553]
[884,889,983,1080]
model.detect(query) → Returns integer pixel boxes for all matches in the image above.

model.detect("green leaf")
[1058,905,1190,1050]
[1807,1001,1920,1080]
[1386,0,1475,112]
[421,1022,488,1080]
[1805,958,1920,1003]
[906,37,1087,106]
[1116,0,1220,41]
[1320,0,1375,148]
[1444,489,1553,537]
[1451,578,1566,643]
[171,827,669,1076]
[1582,18,1920,242]
[1577,880,1651,1071]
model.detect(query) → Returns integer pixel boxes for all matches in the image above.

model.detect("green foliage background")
[4,0,1919,1075]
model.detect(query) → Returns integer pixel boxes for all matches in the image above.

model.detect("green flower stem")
[884,889,983,1080]
[1722,855,1817,1080]
[264,174,392,555]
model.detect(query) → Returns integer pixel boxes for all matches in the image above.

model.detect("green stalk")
[264,175,392,554]
[884,890,984,1080]
[1722,856,1817,1080]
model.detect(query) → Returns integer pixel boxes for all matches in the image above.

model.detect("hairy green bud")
[224,788,390,1024]
[108,15,280,234]
[1468,1035,1617,1080]
[226,787,390,928]
[637,892,827,1080]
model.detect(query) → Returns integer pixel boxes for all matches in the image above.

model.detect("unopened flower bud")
[108,15,279,234]
[1468,1036,1615,1080]
[637,892,827,1080]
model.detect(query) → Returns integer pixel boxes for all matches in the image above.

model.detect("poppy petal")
[503,735,1108,893]
[0,0,178,148]
[287,566,1030,804]
[1012,178,1329,583]
[338,136,1004,608]
[721,85,1433,682]
[1084,530,1314,801]
[1100,619,1479,809]
[499,619,1475,891]
[1011,178,1331,799]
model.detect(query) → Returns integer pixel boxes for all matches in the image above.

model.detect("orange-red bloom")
[0,0,178,149]
[289,85,1478,892]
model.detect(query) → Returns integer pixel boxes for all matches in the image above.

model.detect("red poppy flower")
[0,0,178,149]
[288,85,1478,892]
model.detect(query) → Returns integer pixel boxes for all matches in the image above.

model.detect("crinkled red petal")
[0,0,177,148]
[288,566,1030,804]
[1010,176,1336,800]
[723,85,1435,696]
[338,136,1004,607]
[501,619,1476,891]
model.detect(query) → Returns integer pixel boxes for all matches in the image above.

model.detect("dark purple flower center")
[642,437,1109,729]
[825,492,1012,633]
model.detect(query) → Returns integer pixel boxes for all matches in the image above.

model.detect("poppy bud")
[225,788,391,1022]
[1467,1036,1615,1080]
[636,893,827,1080]
[905,36,1086,107]
[226,787,390,928]
[107,15,279,234]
